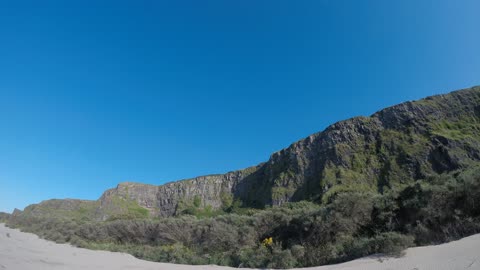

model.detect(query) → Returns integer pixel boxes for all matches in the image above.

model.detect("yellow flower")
[262,237,273,247]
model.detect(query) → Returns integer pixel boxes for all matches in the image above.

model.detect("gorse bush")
[6,165,480,268]
[262,237,273,247]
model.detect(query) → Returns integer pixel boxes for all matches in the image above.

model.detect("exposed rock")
[15,86,480,220]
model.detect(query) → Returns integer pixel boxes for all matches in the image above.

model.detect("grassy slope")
[5,86,480,268]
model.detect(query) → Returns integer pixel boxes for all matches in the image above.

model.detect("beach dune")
[0,223,479,270]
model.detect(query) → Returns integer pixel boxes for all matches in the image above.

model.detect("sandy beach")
[0,223,479,270]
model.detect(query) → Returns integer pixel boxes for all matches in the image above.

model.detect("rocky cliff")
[97,165,260,218]
[11,86,480,221]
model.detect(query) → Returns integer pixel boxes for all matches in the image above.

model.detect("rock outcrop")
[97,166,260,218]
[12,86,480,220]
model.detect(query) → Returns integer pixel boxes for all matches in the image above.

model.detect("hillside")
[2,223,480,270]
[11,86,480,220]
[5,86,480,268]
[0,212,10,222]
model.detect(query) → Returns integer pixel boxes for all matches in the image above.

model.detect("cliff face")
[246,86,480,206]
[97,165,260,218]
[12,86,480,221]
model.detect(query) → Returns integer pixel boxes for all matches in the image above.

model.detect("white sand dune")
[1,223,479,270]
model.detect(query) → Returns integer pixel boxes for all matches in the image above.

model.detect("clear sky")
[1,0,479,213]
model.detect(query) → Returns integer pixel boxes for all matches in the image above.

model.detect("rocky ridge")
[12,86,480,220]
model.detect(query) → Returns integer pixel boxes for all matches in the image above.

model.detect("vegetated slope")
[2,223,480,270]
[12,86,480,220]
[0,212,10,222]
[5,86,480,268]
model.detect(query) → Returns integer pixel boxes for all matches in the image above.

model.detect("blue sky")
[1,1,479,213]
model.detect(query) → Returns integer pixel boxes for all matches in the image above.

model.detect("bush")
[6,166,480,268]
[303,244,336,266]
[290,244,305,260]
[70,236,88,248]
[268,244,298,269]
[235,246,270,268]
[372,232,414,256]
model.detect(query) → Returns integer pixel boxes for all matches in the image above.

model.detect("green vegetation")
[5,87,480,268]
[7,165,480,268]
[20,199,99,222]
[0,212,10,222]
[430,117,480,140]
[105,196,150,221]
[176,196,224,218]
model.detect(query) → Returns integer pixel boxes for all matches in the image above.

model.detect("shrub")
[235,246,270,268]
[290,244,305,261]
[303,243,336,266]
[268,244,297,269]
[372,232,414,255]
[326,191,375,235]
[6,167,480,268]
[193,196,202,208]
[70,236,88,248]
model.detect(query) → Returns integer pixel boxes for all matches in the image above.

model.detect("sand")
[0,223,479,270]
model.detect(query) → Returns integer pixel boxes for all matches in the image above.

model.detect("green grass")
[430,118,480,140]
[104,195,150,220]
